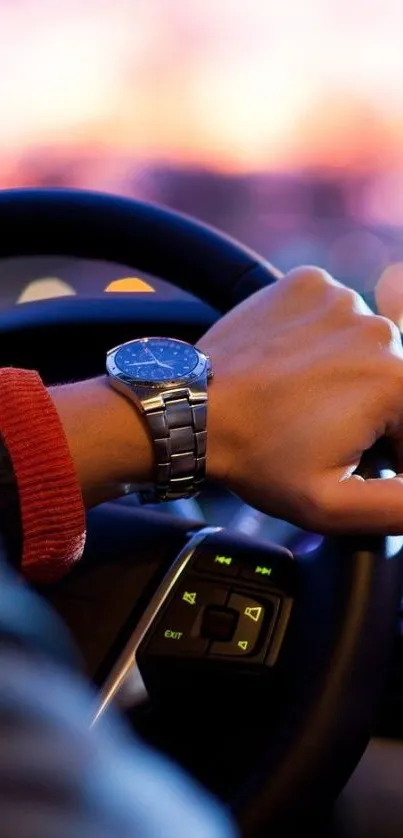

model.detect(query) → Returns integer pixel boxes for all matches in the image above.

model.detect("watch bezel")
[106,336,210,389]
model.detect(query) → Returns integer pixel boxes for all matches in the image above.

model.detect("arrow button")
[209,593,273,658]
[244,605,263,623]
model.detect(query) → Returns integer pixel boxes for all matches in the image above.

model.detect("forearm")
[49,376,155,507]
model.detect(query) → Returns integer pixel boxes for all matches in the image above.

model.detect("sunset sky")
[0,0,403,179]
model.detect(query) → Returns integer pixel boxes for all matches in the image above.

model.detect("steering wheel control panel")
[94,527,296,719]
[140,535,293,664]
[137,528,296,698]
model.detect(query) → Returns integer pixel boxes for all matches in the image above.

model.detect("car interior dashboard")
[0,255,199,308]
[3,252,403,748]
[1,208,403,838]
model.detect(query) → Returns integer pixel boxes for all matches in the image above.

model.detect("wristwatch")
[106,337,213,502]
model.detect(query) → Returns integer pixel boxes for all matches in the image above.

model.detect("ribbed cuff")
[0,369,86,583]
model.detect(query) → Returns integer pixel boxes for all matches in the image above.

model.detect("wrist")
[197,345,232,489]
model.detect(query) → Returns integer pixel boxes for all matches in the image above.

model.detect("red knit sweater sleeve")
[0,368,86,584]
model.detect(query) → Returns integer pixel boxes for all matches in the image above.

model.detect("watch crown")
[206,356,214,380]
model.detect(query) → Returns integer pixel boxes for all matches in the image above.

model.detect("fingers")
[284,265,345,296]
[316,474,403,535]
[375,264,403,328]
[284,266,374,317]
[288,264,403,330]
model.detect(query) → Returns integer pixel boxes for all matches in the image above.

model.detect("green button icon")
[254,565,272,577]
[244,606,263,623]
[182,591,197,606]
[215,555,233,566]
[164,630,183,640]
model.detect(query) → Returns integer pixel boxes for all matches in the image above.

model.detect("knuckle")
[334,285,361,312]
[331,286,371,321]
[364,314,400,347]
[285,266,336,294]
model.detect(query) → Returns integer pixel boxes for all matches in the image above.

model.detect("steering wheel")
[0,188,401,838]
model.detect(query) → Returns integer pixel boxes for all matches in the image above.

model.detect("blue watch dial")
[114,338,200,382]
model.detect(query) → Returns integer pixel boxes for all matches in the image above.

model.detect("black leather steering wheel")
[0,188,401,838]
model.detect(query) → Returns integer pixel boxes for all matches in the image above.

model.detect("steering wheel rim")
[0,187,400,837]
[0,187,281,313]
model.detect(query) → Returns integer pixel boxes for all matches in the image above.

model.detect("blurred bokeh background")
[1,0,403,303]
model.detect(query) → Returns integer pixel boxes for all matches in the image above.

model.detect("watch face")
[114,338,200,382]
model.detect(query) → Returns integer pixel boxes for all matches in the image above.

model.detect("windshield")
[0,0,402,314]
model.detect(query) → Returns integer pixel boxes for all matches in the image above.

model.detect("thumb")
[321,474,403,535]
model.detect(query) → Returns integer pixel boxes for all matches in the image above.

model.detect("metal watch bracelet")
[140,391,207,502]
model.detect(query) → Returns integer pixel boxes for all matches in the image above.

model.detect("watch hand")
[145,348,160,363]
[144,348,175,371]
[145,348,175,370]
[156,362,174,370]
[125,360,156,367]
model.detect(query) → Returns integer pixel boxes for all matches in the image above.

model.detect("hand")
[199,267,403,534]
